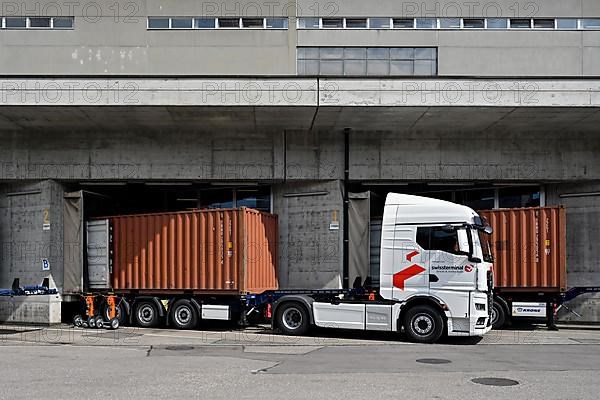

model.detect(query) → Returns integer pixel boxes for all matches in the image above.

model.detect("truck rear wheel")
[403,305,444,343]
[491,301,507,329]
[170,299,198,330]
[276,302,309,336]
[134,301,160,328]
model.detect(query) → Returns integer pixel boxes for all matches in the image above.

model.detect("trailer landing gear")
[73,294,120,330]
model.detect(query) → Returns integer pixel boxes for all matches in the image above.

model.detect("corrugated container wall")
[479,206,567,292]
[107,208,278,294]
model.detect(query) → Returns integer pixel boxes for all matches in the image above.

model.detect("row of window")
[147,17,288,29]
[0,16,73,29]
[297,47,437,76]
[297,17,600,30]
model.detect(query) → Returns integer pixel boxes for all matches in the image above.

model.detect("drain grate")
[416,358,451,364]
[165,345,195,351]
[471,377,519,386]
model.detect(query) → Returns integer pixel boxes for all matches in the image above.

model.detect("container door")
[86,219,111,289]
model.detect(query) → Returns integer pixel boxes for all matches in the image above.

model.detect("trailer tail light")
[266,303,272,319]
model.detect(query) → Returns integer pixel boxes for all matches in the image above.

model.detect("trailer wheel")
[73,314,83,327]
[403,305,444,343]
[491,301,507,329]
[102,301,127,326]
[134,301,160,328]
[170,299,198,330]
[95,316,104,329]
[276,302,309,336]
[88,316,96,328]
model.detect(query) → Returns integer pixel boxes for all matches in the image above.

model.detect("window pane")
[297,59,305,75]
[416,18,436,29]
[242,18,263,28]
[304,60,319,74]
[367,47,390,60]
[463,18,484,29]
[414,47,435,59]
[6,17,27,28]
[194,18,215,28]
[322,18,343,28]
[320,60,344,75]
[498,187,540,208]
[487,18,507,29]
[533,19,555,29]
[218,18,240,28]
[236,187,271,212]
[416,227,430,249]
[344,60,367,75]
[390,60,413,75]
[369,17,390,29]
[391,48,414,59]
[414,60,435,75]
[581,19,600,29]
[456,189,495,210]
[510,18,531,28]
[344,47,366,59]
[319,47,343,59]
[439,18,460,28]
[430,228,461,255]
[303,47,319,59]
[393,18,414,28]
[556,18,577,29]
[367,60,389,75]
[297,17,319,29]
[346,18,367,28]
[148,18,169,29]
[29,17,51,28]
[53,17,74,28]
[266,18,288,29]
[171,18,192,29]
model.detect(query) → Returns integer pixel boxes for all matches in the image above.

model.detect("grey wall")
[272,180,343,289]
[0,180,64,291]
[2,128,598,182]
[1,0,599,76]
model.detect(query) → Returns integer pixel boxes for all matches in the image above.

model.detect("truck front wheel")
[276,302,309,336]
[403,305,444,343]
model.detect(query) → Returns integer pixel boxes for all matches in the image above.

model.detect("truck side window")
[417,227,463,255]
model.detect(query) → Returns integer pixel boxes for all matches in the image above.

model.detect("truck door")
[422,226,476,292]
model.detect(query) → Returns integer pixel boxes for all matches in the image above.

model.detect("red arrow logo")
[393,264,426,290]
[406,250,419,262]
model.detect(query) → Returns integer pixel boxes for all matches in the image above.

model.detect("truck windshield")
[478,230,494,262]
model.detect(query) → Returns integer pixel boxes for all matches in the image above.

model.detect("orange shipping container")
[479,206,566,292]
[107,208,278,294]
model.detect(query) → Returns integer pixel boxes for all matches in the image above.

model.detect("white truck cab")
[273,193,494,343]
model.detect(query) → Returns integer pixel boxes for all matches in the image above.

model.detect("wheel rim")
[412,313,434,335]
[174,306,192,326]
[282,307,303,331]
[105,305,122,321]
[138,305,155,324]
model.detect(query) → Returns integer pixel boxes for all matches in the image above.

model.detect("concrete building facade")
[0,0,599,322]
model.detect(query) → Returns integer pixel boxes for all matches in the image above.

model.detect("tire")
[103,300,127,326]
[134,301,160,328]
[73,314,83,327]
[170,299,198,330]
[95,315,104,329]
[276,302,310,336]
[109,318,120,330]
[491,301,507,330]
[88,316,96,328]
[403,305,445,343]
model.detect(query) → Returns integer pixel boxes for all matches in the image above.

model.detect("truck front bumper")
[446,292,492,337]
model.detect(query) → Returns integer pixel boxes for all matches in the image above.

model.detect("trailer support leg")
[546,301,558,331]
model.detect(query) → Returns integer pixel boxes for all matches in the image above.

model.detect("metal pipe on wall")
[343,128,350,289]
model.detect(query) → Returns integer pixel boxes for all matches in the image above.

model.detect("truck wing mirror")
[484,226,493,235]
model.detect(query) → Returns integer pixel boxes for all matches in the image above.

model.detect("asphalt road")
[1,323,599,400]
